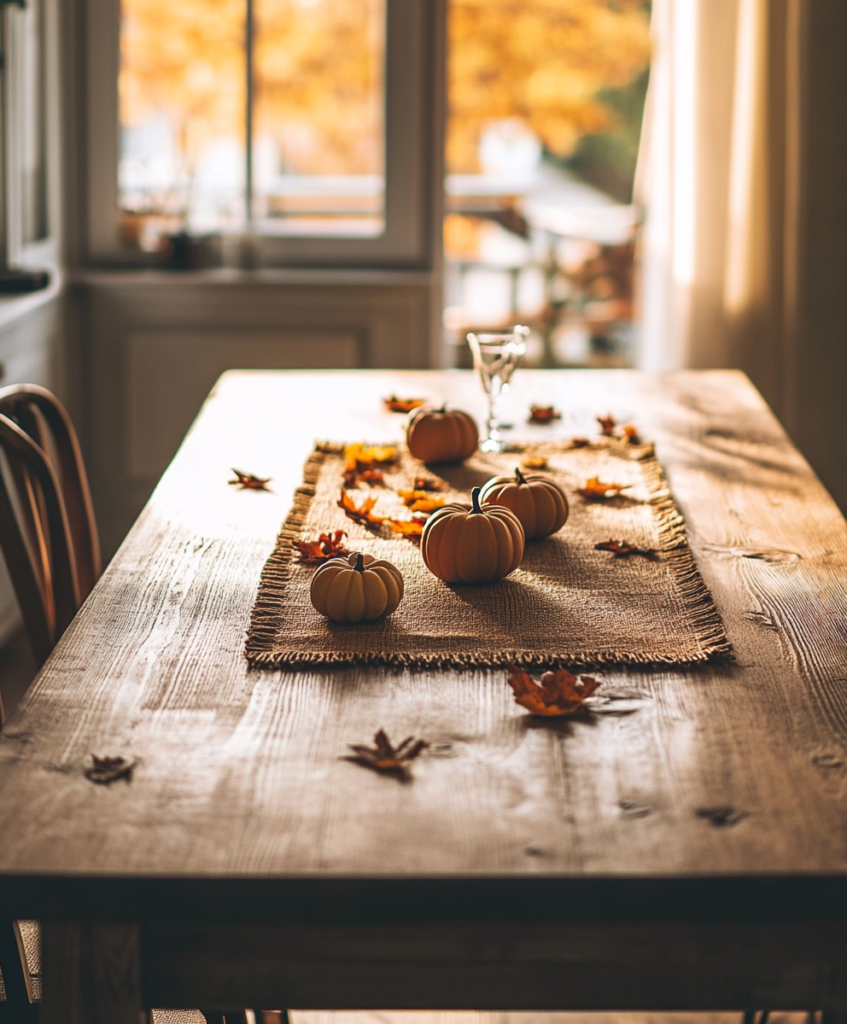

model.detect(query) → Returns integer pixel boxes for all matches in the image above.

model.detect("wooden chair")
[0,384,100,670]
[0,386,258,1024]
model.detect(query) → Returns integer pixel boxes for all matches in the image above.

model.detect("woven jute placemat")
[245,440,731,669]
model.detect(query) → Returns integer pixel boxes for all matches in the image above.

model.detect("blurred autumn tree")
[120,0,650,192]
[448,0,651,178]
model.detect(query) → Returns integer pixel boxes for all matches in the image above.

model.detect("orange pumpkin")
[406,404,478,463]
[480,467,569,540]
[421,486,525,584]
[310,552,404,623]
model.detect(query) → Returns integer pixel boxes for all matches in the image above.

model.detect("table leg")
[41,923,141,1024]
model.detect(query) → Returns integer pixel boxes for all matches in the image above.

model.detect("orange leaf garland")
[507,666,601,717]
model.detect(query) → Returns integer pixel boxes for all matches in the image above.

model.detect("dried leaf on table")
[594,538,658,561]
[597,414,617,436]
[85,754,137,785]
[228,469,272,491]
[338,488,387,528]
[413,475,445,491]
[576,476,631,502]
[396,488,446,513]
[569,437,590,449]
[620,424,642,445]
[344,466,387,488]
[343,443,399,487]
[291,530,351,564]
[346,729,429,776]
[387,517,426,537]
[520,455,549,470]
[529,404,562,423]
[507,666,601,717]
[384,395,426,413]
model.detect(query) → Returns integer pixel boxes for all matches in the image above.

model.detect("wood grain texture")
[0,369,845,925]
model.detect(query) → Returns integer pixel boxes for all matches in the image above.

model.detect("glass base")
[480,437,504,453]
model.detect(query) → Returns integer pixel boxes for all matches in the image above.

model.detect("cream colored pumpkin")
[310,552,404,623]
[421,486,525,584]
[480,467,569,539]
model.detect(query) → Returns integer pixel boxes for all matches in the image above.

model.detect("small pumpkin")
[480,467,569,540]
[421,486,525,584]
[406,404,478,463]
[310,552,404,623]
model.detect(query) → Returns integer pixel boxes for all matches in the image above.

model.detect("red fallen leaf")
[384,395,426,413]
[529,404,562,423]
[228,469,272,491]
[413,475,445,491]
[595,539,658,561]
[597,414,617,436]
[507,666,601,717]
[569,437,590,448]
[620,424,642,445]
[346,729,429,775]
[291,530,351,564]
[396,489,446,514]
[85,754,137,785]
[576,476,631,502]
[338,488,387,527]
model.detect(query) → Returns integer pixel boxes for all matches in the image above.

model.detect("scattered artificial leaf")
[396,488,446,513]
[291,530,351,564]
[387,517,426,537]
[85,755,137,785]
[597,414,617,436]
[521,455,549,470]
[384,395,426,413]
[413,475,445,491]
[594,539,658,561]
[529,404,561,423]
[507,666,601,717]
[346,729,429,776]
[229,469,272,491]
[576,476,631,502]
[343,443,399,488]
[620,424,642,445]
[338,488,387,528]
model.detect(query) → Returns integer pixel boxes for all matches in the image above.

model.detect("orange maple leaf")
[383,395,426,414]
[507,666,601,717]
[387,517,426,537]
[620,424,642,445]
[338,488,387,527]
[396,488,446,514]
[291,530,351,564]
[576,476,631,502]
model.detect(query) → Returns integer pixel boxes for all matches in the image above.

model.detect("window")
[86,0,441,267]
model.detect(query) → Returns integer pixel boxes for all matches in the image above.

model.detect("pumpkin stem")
[353,553,365,572]
[470,486,483,514]
[514,466,527,485]
[438,403,447,413]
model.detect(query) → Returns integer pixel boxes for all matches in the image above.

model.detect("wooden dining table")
[1,368,847,1021]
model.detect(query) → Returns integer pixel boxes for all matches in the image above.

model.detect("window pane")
[21,0,48,245]
[253,0,385,237]
[119,0,246,250]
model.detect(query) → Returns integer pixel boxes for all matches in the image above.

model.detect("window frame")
[85,0,440,269]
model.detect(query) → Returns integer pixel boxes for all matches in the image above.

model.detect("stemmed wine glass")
[466,325,529,452]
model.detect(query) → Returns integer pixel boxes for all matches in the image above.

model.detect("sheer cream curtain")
[636,0,800,418]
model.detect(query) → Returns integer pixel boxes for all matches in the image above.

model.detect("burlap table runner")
[245,440,731,669]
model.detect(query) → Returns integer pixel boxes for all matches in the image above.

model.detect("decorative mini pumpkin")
[421,486,525,584]
[480,467,569,540]
[310,552,404,623]
[406,404,478,463]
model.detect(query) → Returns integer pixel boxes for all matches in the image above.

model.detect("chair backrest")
[0,384,100,668]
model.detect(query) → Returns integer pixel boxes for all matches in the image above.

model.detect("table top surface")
[1,368,846,925]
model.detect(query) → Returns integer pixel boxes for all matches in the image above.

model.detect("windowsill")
[0,270,63,332]
[72,266,436,289]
